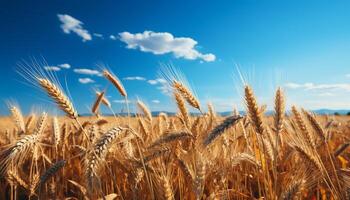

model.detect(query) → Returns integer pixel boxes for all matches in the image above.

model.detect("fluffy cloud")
[73,68,102,76]
[44,66,61,71]
[58,63,71,69]
[152,100,160,104]
[285,82,350,92]
[57,14,92,41]
[78,78,95,84]
[119,31,216,62]
[123,76,146,81]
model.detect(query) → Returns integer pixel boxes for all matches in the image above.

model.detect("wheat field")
[1,67,350,200]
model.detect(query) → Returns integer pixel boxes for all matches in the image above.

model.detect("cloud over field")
[123,76,146,81]
[78,78,95,84]
[44,66,61,71]
[57,14,92,41]
[73,68,102,76]
[119,31,216,62]
[285,82,350,92]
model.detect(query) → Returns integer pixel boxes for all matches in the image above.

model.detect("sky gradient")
[1,0,350,115]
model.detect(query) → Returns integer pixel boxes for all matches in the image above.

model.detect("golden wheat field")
[1,67,350,200]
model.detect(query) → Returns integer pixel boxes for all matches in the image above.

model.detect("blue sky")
[1,0,350,115]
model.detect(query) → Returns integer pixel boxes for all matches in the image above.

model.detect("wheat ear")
[162,176,174,200]
[244,86,265,135]
[34,112,47,135]
[86,127,124,189]
[25,114,36,131]
[92,91,105,115]
[52,117,60,146]
[292,106,316,148]
[302,109,326,142]
[173,80,201,111]
[39,160,66,187]
[103,70,127,97]
[174,92,190,128]
[37,78,78,118]
[9,106,26,133]
[7,170,29,189]
[148,131,194,149]
[274,87,285,135]
[137,100,152,122]
[96,91,111,107]
[203,115,243,146]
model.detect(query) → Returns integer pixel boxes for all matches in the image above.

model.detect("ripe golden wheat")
[0,67,350,200]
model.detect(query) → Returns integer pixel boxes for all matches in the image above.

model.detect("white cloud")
[152,100,160,104]
[124,76,146,81]
[57,14,92,42]
[44,66,61,71]
[148,80,158,85]
[93,33,103,38]
[346,74,350,78]
[156,78,167,83]
[110,35,117,40]
[58,63,71,69]
[157,85,172,96]
[78,78,95,84]
[147,78,172,95]
[119,31,216,62]
[285,82,350,92]
[73,68,102,76]
[147,78,167,85]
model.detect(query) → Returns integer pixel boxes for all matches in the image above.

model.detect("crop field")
[0,66,350,200]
